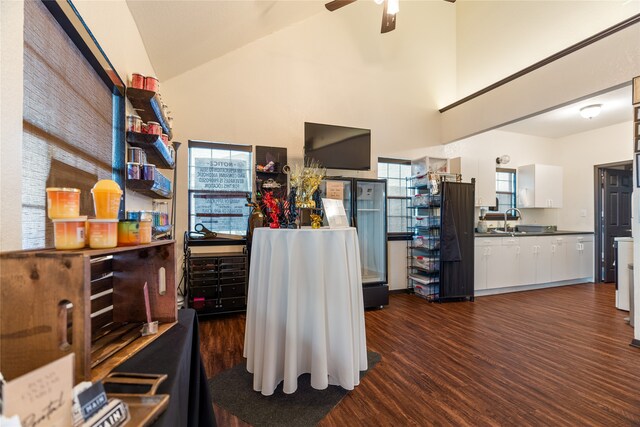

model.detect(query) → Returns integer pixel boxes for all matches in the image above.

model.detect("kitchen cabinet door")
[518,238,537,286]
[450,157,496,208]
[564,236,581,280]
[550,236,569,281]
[475,238,500,290]
[534,236,552,284]
[492,237,520,288]
[517,164,563,208]
[577,235,594,279]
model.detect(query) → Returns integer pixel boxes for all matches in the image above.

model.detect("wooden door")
[602,168,632,282]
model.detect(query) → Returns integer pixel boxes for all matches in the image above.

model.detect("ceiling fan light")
[387,0,399,15]
[579,104,602,119]
[373,0,384,4]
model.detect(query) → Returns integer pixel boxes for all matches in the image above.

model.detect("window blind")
[22,0,114,249]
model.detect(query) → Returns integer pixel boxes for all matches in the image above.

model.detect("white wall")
[162,1,457,252]
[0,0,24,251]
[556,121,633,231]
[455,1,640,100]
[419,122,633,232]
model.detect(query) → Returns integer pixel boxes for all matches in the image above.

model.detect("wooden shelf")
[126,87,172,140]
[90,322,176,381]
[126,132,175,169]
[1,242,177,383]
[126,175,172,199]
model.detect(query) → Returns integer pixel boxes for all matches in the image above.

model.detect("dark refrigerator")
[320,178,389,308]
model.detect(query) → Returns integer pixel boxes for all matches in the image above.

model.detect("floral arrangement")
[289,160,326,208]
[262,191,280,229]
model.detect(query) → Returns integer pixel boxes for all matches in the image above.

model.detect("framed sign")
[322,198,349,228]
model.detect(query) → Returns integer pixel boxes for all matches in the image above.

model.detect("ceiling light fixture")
[579,104,602,119]
[373,0,384,4]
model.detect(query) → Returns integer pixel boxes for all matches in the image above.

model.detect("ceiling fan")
[325,0,456,34]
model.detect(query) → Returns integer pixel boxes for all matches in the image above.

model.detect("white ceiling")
[126,1,635,139]
[497,85,633,139]
[126,0,325,81]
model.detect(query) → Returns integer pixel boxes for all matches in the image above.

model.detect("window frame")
[187,140,253,236]
[486,167,518,220]
[378,157,412,241]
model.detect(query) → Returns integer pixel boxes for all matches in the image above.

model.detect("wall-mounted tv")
[304,122,371,170]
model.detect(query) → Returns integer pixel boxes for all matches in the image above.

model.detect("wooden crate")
[0,241,176,383]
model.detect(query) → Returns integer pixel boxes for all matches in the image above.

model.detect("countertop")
[475,230,594,238]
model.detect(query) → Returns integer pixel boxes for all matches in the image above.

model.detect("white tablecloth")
[243,227,368,396]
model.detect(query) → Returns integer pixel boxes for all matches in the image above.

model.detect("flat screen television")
[304,122,371,170]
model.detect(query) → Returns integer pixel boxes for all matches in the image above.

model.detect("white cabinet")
[495,237,520,288]
[517,164,563,208]
[615,237,633,310]
[550,236,569,282]
[476,234,594,294]
[474,238,501,290]
[577,235,594,280]
[450,157,496,207]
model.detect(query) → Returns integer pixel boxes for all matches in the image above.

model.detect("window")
[495,168,516,213]
[378,158,412,239]
[188,141,252,235]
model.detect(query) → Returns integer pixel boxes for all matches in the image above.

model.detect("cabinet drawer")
[220,296,246,310]
[190,286,219,299]
[220,269,246,279]
[189,276,218,287]
[220,284,245,298]
[219,276,245,286]
[219,259,246,270]
[189,258,218,270]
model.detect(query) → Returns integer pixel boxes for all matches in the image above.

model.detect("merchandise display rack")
[406,172,461,301]
[126,87,172,139]
[126,132,175,169]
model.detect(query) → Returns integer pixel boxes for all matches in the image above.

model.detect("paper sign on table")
[322,198,349,228]
[2,353,74,427]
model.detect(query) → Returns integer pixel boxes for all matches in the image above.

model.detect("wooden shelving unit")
[0,241,177,383]
[126,132,175,169]
[126,177,172,199]
[126,87,172,139]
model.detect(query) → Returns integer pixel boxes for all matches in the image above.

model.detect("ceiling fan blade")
[381,0,396,33]
[444,0,456,3]
[325,0,357,12]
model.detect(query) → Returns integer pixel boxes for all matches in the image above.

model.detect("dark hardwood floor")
[199,283,640,426]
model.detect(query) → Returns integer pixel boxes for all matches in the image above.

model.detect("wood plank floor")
[199,283,640,426]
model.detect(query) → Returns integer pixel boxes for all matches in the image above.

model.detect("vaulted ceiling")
[126,0,325,81]
[126,0,636,139]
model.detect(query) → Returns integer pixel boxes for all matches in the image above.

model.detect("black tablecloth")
[109,309,216,426]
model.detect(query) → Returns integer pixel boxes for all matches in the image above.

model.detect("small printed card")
[324,180,344,201]
[322,198,349,229]
[2,353,74,427]
[77,381,108,421]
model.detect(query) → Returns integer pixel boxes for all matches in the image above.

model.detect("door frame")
[594,160,633,282]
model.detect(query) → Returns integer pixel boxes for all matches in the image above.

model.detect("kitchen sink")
[490,229,528,235]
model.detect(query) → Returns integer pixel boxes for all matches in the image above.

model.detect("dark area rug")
[208,351,381,427]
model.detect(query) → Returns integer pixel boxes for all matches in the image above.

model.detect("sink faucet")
[504,208,522,232]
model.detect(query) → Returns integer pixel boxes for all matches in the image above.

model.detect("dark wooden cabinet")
[186,252,248,316]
